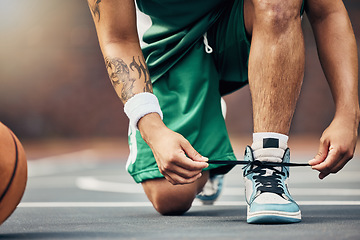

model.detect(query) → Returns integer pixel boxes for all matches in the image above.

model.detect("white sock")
[251,132,288,163]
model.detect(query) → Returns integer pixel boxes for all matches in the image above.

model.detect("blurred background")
[0,0,359,157]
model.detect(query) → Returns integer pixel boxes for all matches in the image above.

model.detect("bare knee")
[250,0,302,32]
[141,173,209,215]
[151,192,193,216]
[141,179,199,215]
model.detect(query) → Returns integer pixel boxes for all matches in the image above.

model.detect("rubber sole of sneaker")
[247,208,301,224]
[196,194,219,205]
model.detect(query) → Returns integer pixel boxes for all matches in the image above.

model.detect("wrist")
[334,105,360,123]
[332,106,360,134]
[138,113,167,144]
[124,92,163,131]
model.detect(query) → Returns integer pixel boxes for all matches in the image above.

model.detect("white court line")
[76,177,143,193]
[18,201,360,208]
[76,177,360,196]
[28,150,99,177]
[19,202,152,208]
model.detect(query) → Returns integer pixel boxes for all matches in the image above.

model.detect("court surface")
[0,139,359,240]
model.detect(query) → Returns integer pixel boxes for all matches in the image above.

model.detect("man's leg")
[243,0,305,223]
[142,171,209,215]
[244,0,305,134]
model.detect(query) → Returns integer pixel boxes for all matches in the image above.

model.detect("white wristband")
[124,92,163,130]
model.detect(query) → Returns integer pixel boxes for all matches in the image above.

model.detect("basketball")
[0,122,27,225]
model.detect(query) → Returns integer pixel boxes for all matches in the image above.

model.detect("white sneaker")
[243,143,301,224]
[196,174,224,205]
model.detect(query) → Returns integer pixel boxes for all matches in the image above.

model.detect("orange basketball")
[0,122,27,225]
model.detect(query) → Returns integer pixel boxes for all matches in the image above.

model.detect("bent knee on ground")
[151,195,193,216]
[141,174,208,215]
[142,179,197,215]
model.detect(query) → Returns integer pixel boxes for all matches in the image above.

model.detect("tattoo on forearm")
[105,57,136,101]
[88,0,102,22]
[105,56,152,102]
[130,56,152,92]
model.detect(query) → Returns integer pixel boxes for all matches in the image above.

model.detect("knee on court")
[149,190,194,216]
[142,180,196,215]
[153,199,192,216]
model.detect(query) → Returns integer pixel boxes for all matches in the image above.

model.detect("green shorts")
[127,0,248,183]
[127,0,304,183]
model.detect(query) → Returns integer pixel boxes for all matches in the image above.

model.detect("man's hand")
[138,113,209,185]
[309,115,359,179]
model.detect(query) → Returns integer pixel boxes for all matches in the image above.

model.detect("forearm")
[87,0,152,104]
[310,10,360,120]
[101,42,153,104]
[101,41,167,138]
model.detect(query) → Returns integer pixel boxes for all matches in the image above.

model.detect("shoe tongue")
[252,148,284,163]
[252,138,287,172]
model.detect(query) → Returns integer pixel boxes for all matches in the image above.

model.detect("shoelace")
[208,160,309,197]
[208,160,310,167]
[244,162,286,196]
